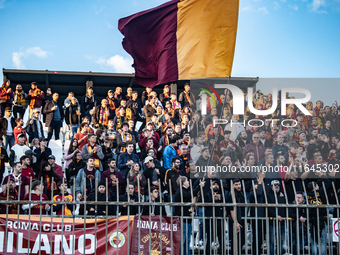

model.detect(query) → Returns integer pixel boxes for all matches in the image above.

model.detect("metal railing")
[0,177,340,255]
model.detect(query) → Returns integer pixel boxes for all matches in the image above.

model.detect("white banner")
[332,218,340,242]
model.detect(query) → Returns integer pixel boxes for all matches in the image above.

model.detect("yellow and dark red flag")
[118,0,239,88]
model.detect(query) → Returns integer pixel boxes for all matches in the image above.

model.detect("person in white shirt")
[224,114,245,142]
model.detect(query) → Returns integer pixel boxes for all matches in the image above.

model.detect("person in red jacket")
[48,155,63,177]
[26,82,45,118]
[74,123,89,150]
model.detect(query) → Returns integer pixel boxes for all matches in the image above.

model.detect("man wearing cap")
[101,159,124,195]
[92,98,114,129]
[33,137,52,175]
[48,155,63,178]
[9,133,30,167]
[2,162,29,200]
[43,92,64,141]
[267,179,288,255]
[26,82,45,118]
[81,86,98,120]
[143,155,164,187]
[26,108,44,143]
[0,136,9,182]
[0,107,16,151]
[0,177,19,214]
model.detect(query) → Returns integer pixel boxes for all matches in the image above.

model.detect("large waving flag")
[118,0,239,88]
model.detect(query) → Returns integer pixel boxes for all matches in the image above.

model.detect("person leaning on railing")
[22,180,50,215]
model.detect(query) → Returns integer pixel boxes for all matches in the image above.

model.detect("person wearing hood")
[87,181,114,215]
[226,179,246,255]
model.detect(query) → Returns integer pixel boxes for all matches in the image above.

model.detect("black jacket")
[67,160,86,186]
[87,191,115,215]
[26,118,44,143]
[119,193,139,215]
[65,104,83,125]
[142,197,166,216]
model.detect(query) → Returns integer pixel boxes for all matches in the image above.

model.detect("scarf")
[171,99,181,109]
[16,91,26,106]
[99,106,109,126]
[45,174,57,191]
[172,143,180,156]
[180,154,190,174]
[29,88,43,109]
[184,91,194,106]
[164,92,169,98]
[328,154,338,162]
[165,135,170,146]
[114,92,120,100]
[88,143,100,168]
[120,132,133,153]
[107,97,116,111]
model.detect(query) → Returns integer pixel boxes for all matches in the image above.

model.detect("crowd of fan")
[0,79,339,255]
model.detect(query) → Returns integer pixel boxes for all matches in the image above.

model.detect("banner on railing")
[131,215,181,255]
[333,218,340,242]
[0,214,134,254]
[0,214,181,254]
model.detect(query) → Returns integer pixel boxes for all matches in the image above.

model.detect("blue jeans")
[197,207,204,240]
[269,223,285,255]
[3,135,14,151]
[181,221,192,255]
[69,124,78,139]
[310,225,326,255]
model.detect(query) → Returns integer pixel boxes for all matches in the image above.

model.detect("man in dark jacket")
[43,92,64,141]
[0,137,9,182]
[101,159,124,195]
[92,99,114,129]
[87,181,115,215]
[226,179,246,255]
[1,107,16,151]
[117,142,140,179]
[267,180,288,255]
[306,178,330,255]
[81,86,97,120]
[65,97,83,138]
[119,184,139,215]
[26,109,44,143]
[174,176,197,255]
[204,179,226,255]
[144,95,157,123]
[142,186,166,216]
[249,175,266,255]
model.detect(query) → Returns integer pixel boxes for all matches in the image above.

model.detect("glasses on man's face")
[77,154,82,157]
[153,190,159,193]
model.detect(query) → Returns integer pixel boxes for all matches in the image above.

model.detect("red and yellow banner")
[131,216,181,255]
[0,215,134,254]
